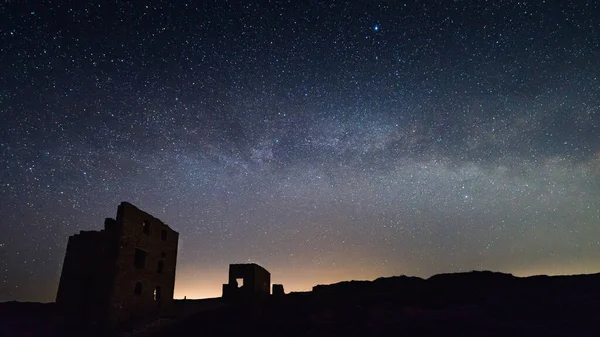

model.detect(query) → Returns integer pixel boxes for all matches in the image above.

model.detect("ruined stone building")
[222,263,271,300]
[56,202,179,327]
[272,284,285,296]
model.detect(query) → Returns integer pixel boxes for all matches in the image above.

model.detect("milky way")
[1,1,599,302]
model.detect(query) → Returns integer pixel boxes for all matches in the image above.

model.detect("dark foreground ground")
[2,271,600,337]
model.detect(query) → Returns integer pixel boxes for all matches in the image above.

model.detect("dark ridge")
[2,271,600,337]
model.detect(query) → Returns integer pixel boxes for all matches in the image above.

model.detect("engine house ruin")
[222,263,271,300]
[55,202,179,328]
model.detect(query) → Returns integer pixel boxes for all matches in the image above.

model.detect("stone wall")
[110,202,179,325]
[56,228,120,326]
[55,202,179,329]
[223,263,271,300]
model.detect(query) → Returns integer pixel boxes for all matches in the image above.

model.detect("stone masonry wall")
[109,202,179,325]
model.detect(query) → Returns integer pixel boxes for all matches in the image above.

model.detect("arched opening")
[161,230,167,241]
[134,282,142,296]
[236,278,244,288]
[157,260,164,274]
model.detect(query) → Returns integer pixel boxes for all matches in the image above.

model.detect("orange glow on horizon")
[173,259,600,300]
[173,263,400,300]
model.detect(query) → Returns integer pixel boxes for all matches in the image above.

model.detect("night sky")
[1,1,599,302]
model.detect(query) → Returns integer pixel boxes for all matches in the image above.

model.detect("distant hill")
[2,270,600,336]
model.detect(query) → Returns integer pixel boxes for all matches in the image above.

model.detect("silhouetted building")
[222,263,271,300]
[272,284,285,296]
[56,202,179,328]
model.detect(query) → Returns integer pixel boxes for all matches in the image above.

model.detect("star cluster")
[1,1,599,302]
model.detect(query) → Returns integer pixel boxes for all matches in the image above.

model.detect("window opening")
[142,220,150,235]
[134,248,147,269]
[154,286,162,301]
[134,282,142,295]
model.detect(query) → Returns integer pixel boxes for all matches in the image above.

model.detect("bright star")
[374,24,380,31]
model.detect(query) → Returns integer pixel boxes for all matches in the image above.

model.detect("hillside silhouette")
[2,270,600,337]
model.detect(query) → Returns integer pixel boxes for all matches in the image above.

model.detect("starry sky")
[1,1,599,302]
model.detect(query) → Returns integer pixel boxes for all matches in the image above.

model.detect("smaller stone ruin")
[272,284,285,296]
[222,263,271,301]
